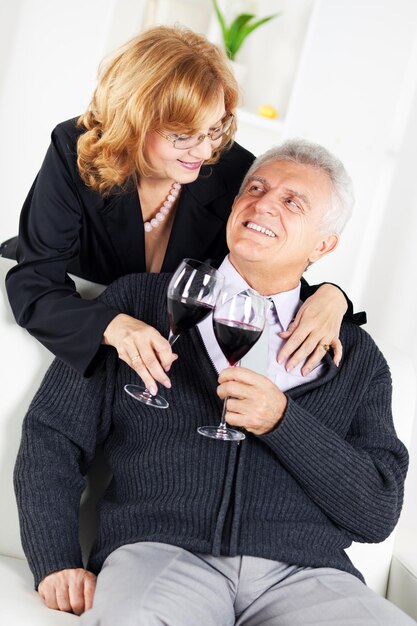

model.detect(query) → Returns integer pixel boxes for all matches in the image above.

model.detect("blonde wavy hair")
[77,25,239,196]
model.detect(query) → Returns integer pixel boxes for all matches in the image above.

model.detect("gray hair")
[239,139,354,234]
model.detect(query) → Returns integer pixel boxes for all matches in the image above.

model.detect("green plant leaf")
[233,13,279,59]
[228,14,255,58]
[211,1,280,61]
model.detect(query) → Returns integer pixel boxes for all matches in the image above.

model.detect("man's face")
[226,159,338,289]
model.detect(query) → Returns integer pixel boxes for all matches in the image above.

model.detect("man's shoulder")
[99,272,171,312]
[103,271,171,292]
[340,321,388,372]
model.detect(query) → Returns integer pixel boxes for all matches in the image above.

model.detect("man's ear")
[308,233,339,264]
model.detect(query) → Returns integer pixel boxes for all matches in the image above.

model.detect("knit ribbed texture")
[14,273,409,589]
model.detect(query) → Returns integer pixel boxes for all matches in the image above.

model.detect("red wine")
[167,296,214,335]
[213,319,263,365]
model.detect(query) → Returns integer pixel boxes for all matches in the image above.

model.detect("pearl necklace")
[144,182,182,233]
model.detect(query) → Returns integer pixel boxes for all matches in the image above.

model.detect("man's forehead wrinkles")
[248,172,312,208]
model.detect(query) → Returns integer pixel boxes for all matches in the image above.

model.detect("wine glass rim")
[181,258,224,277]
[214,288,267,327]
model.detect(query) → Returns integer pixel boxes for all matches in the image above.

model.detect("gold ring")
[130,354,141,362]
[322,344,331,352]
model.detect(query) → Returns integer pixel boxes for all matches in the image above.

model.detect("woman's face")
[143,93,227,185]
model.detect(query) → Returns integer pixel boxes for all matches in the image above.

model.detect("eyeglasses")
[158,113,234,150]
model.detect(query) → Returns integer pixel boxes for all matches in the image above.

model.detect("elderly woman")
[5,25,357,393]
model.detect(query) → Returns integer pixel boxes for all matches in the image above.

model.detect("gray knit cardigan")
[14,273,409,589]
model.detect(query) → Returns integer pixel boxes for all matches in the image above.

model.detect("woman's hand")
[38,568,96,615]
[277,284,348,375]
[103,314,178,395]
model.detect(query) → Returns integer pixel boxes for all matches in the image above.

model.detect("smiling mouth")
[244,221,276,238]
[178,160,203,170]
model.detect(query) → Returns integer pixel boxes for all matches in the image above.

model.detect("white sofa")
[0,255,416,623]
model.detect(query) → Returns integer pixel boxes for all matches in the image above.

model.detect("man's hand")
[278,284,347,374]
[38,568,96,615]
[217,367,287,435]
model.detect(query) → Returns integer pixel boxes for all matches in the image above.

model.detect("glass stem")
[169,334,179,347]
[217,362,238,432]
[142,389,155,403]
[217,398,229,432]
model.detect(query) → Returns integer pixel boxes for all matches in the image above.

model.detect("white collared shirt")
[197,256,323,392]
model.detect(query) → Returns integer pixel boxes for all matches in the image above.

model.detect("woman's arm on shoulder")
[277,279,366,375]
[300,278,367,325]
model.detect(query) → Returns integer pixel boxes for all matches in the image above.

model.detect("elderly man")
[14,140,414,625]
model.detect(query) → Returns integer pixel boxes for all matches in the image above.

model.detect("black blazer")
[6,118,255,375]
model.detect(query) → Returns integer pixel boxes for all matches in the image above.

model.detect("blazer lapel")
[162,166,228,272]
[98,189,147,275]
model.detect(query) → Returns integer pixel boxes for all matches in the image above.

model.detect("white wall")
[0,0,147,239]
[0,0,416,534]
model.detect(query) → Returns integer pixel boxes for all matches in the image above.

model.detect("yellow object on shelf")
[257,104,278,119]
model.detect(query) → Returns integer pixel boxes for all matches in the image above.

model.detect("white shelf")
[237,108,284,133]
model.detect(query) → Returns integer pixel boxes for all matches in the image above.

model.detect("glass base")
[124,384,169,409]
[197,425,245,441]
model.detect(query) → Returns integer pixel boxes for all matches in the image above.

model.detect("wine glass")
[198,289,267,441]
[124,258,224,409]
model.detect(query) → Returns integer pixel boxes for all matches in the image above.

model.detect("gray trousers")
[80,542,416,626]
